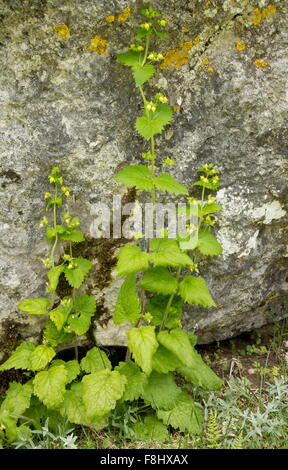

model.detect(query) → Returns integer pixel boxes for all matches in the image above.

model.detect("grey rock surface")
[0,0,287,350]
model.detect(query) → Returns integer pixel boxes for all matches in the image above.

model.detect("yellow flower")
[118,7,130,22]
[88,35,107,54]
[163,158,175,166]
[105,15,115,23]
[254,59,269,68]
[53,24,70,39]
[235,41,246,51]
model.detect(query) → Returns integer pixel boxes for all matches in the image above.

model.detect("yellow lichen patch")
[235,41,246,51]
[53,24,70,39]
[173,105,181,112]
[250,8,262,25]
[117,7,130,22]
[192,36,201,45]
[262,5,277,17]
[181,41,193,52]
[181,28,190,33]
[160,48,188,69]
[200,56,209,68]
[254,59,269,68]
[105,15,115,23]
[88,35,107,54]
[207,67,215,73]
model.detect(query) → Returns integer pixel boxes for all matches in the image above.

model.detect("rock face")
[0,0,287,351]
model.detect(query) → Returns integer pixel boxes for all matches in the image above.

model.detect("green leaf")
[114,273,141,325]
[50,359,80,383]
[178,275,216,307]
[157,391,203,435]
[149,238,193,268]
[132,63,155,86]
[46,227,57,244]
[135,27,151,40]
[46,196,62,209]
[30,345,56,371]
[0,342,35,371]
[1,382,33,416]
[82,369,127,419]
[127,326,158,375]
[115,361,148,401]
[135,104,173,140]
[193,180,220,190]
[152,345,182,373]
[157,328,195,368]
[202,203,222,216]
[114,165,153,191]
[146,294,183,329]
[142,371,182,410]
[116,244,149,277]
[66,295,96,336]
[47,266,64,292]
[80,347,111,374]
[58,228,85,242]
[141,267,177,295]
[178,351,224,390]
[61,383,91,426]
[50,300,73,331]
[116,51,142,66]
[18,298,50,315]
[153,173,188,195]
[64,258,92,288]
[131,415,168,442]
[43,320,73,347]
[33,365,68,409]
[197,229,222,256]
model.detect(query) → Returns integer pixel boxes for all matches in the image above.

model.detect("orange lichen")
[235,41,246,51]
[250,7,262,25]
[117,7,130,22]
[105,15,115,23]
[88,35,107,54]
[192,36,201,45]
[181,28,190,33]
[160,47,188,69]
[173,106,181,112]
[262,5,277,17]
[181,41,193,52]
[254,59,269,68]
[53,24,70,39]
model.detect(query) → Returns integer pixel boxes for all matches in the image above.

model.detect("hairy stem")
[160,266,182,330]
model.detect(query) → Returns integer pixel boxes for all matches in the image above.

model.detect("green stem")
[142,34,150,65]
[49,184,59,308]
[198,186,206,229]
[160,266,182,330]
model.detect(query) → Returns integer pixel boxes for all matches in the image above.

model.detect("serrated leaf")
[33,365,68,409]
[47,266,64,292]
[114,273,141,325]
[43,320,73,347]
[141,267,177,295]
[66,295,96,336]
[152,345,182,373]
[117,50,142,66]
[142,371,182,410]
[0,382,33,416]
[146,294,183,329]
[127,326,158,375]
[178,275,216,307]
[135,104,173,140]
[30,345,56,371]
[80,347,111,374]
[149,238,193,268]
[51,359,80,383]
[46,227,57,243]
[64,258,92,288]
[50,300,73,331]
[132,63,155,86]
[131,415,168,442]
[58,228,85,242]
[116,244,149,277]
[61,383,91,426]
[46,196,62,209]
[135,27,151,40]
[202,203,222,216]
[82,369,127,419]
[114,165,153,191]
[0,342,35,371]
[157,328,194,368]
[157,391,203,435]
[153,173,188,195]
[115,361,148,401]
[18,298,50,315]
[178,351,224,390]
[197,229,222,256]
